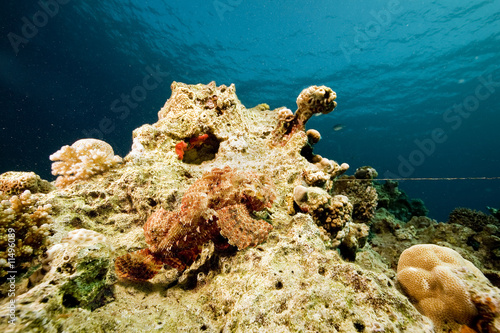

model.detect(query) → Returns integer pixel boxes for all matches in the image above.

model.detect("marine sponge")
[396,244,498,331]
[0,190,52,277]
[50,138,122,188]
[115,166,275,281]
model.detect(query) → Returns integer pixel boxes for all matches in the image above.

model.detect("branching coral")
[115,166,275,281]
[0,190,52,277]
[50,139,122,188]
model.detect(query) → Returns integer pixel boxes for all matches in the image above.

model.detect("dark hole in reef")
[182,133,220,165]
[484,272,500,288]
[200,324,208,331]
[275,281,283,289]
[467,235,480,251]
[69,216,83,228]
[87,210,98,218]
[338,243,357,262]
[62,293,80,308]
[300,143,315,163]
[353,321,365,332]
[147,198,157,207]
[318,267,326,275]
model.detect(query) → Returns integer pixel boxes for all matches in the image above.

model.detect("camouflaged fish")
[115,166,275,281]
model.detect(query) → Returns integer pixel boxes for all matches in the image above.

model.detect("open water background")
[1,0,499,221]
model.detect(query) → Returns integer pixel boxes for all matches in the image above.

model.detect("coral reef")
[333,166,379,225]
[50,138,122,188]
[397,244,500,332]
[448,207,499,232]
[292,185,369,260]
[293,186,352,245]
[488,206,500,220]
[0,171,54,195]
[0,190,52,278]
[115,166,275,281]
[272,85,337,144]
[375,180,428,221]
[0,81,463,332]
[370,208,500,273]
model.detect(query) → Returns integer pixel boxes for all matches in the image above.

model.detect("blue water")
[1,0,499,222]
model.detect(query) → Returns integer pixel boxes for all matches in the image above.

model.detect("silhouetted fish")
[332,124,345,131]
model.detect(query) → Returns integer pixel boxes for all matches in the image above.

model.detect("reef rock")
[1,82,437,332]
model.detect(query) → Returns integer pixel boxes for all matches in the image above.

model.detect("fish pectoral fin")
[216,204,273,250]
[115,248,162,281]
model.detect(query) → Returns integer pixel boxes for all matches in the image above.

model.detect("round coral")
[397,244,487,329]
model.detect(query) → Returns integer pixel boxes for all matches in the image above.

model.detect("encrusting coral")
[0,171,54,195]
[397,244,500,332]
[0,190,52,277]
[292,184,368,259]
[115,166,275,281]
[50,138,122,188]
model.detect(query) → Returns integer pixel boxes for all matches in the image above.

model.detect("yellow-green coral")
[0,190,52,277]
[0,171,54,196]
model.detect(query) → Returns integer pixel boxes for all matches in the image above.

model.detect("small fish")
[332,124,345,131]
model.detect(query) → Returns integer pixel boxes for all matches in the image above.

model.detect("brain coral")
[396,244,497,331]
[50,138,122,188]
